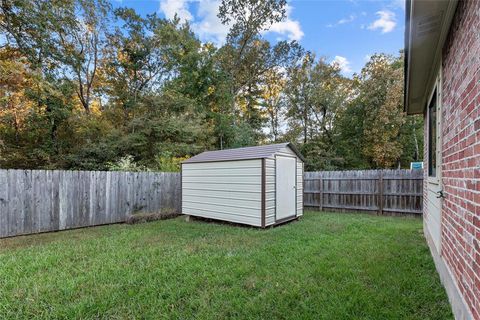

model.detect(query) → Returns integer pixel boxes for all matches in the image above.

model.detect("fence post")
[378,170,384,215]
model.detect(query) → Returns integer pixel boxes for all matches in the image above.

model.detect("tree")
[217,0,302,144]
[261,68,286,141]
[283,52,353,170]
[0,0,76,71]
[284,52,315,144]
[0,2,421,172]
[0,49,33,146]
[0,0,78,157]
[58,0,110,113]
[104,9,176,119]
[0,47,78,168]
[335,53,423,169]
[358,54,404,167]
[218,0,287,41]
[284,53,350,141]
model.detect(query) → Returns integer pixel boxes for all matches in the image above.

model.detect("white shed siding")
[182,159,262,226]
[276,146,297,158]
[265,158,276,226]
[297,162,303,216]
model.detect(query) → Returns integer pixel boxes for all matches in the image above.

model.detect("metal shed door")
[276,156,296,221]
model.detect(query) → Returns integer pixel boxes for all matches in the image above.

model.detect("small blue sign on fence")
[410,162,424,170]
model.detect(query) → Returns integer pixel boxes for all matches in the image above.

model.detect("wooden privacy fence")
[304,170,424,215]
[0,170,181,238]
[1,168,422,238]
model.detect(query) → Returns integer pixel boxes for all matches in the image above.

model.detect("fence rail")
[0,169,181,238]
[303,170,423,215]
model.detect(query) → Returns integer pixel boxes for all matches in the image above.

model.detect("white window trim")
[427,67,442,186]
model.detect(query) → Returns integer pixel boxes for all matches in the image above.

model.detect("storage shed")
[181,143,304,227]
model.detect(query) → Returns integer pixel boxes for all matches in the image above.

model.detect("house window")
[428,90,437,177]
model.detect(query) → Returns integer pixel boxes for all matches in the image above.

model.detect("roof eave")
[286,142,306,162]
[404,0,412,114]
[404,0,458,115]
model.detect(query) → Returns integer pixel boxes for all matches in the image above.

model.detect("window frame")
[427,71,442,185]
[428,89,437,178]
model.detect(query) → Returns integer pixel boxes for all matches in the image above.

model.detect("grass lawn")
[0,211,452,319]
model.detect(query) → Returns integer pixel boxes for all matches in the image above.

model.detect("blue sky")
[112,0,405,76]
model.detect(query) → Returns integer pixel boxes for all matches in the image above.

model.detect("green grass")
[0,212,452,319]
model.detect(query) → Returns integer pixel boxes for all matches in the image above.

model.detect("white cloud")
[158,0,228,45]
[159,0,193,22]
[368,10,396,33]
[158,1,303,44]
[268,19,304,41]
[327,13,356,28]
[338,14,355,25]
[192,0,230,45]
[332,56,352,74]
[265,5,304,41]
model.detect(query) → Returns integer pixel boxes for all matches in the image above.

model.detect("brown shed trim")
[261,158,266,228]
[273,216,298,226]
[295,156,298,218]
[180,162,183,214]
[302,162,305,215]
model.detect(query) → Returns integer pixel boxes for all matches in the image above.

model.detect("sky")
[111,0,405,77]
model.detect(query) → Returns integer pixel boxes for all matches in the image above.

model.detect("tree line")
[0,0,422,171]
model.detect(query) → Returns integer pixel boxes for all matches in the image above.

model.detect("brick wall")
[437,1,480,318]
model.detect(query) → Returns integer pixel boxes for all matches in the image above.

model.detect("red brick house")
[405,1,480,319]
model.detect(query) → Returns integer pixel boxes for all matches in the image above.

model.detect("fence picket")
[303,169,423,216]
[0,169,181,238]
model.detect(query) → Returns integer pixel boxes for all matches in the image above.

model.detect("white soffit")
[405,0,458,114]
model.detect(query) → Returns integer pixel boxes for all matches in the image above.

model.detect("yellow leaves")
[89,100,103,116]
[252,39,263,48]
[207,86,216,95]
[156,155,190,172]
[117,50,129,64]
[261,69,285,101]
[237,96,248,114]
[203,42,215,52]
[0,91,33,124]
[0,53,33,89]
[0,50,38,131]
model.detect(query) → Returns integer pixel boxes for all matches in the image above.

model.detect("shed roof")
[182,142,305,164]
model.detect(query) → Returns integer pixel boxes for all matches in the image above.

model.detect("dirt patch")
[126,209,179,225]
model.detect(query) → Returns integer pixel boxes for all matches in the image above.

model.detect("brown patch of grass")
[0,224,118,252]
[126,209,179,225]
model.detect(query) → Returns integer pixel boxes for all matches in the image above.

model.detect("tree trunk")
[412,118,419,161]
[303,105,308,143]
